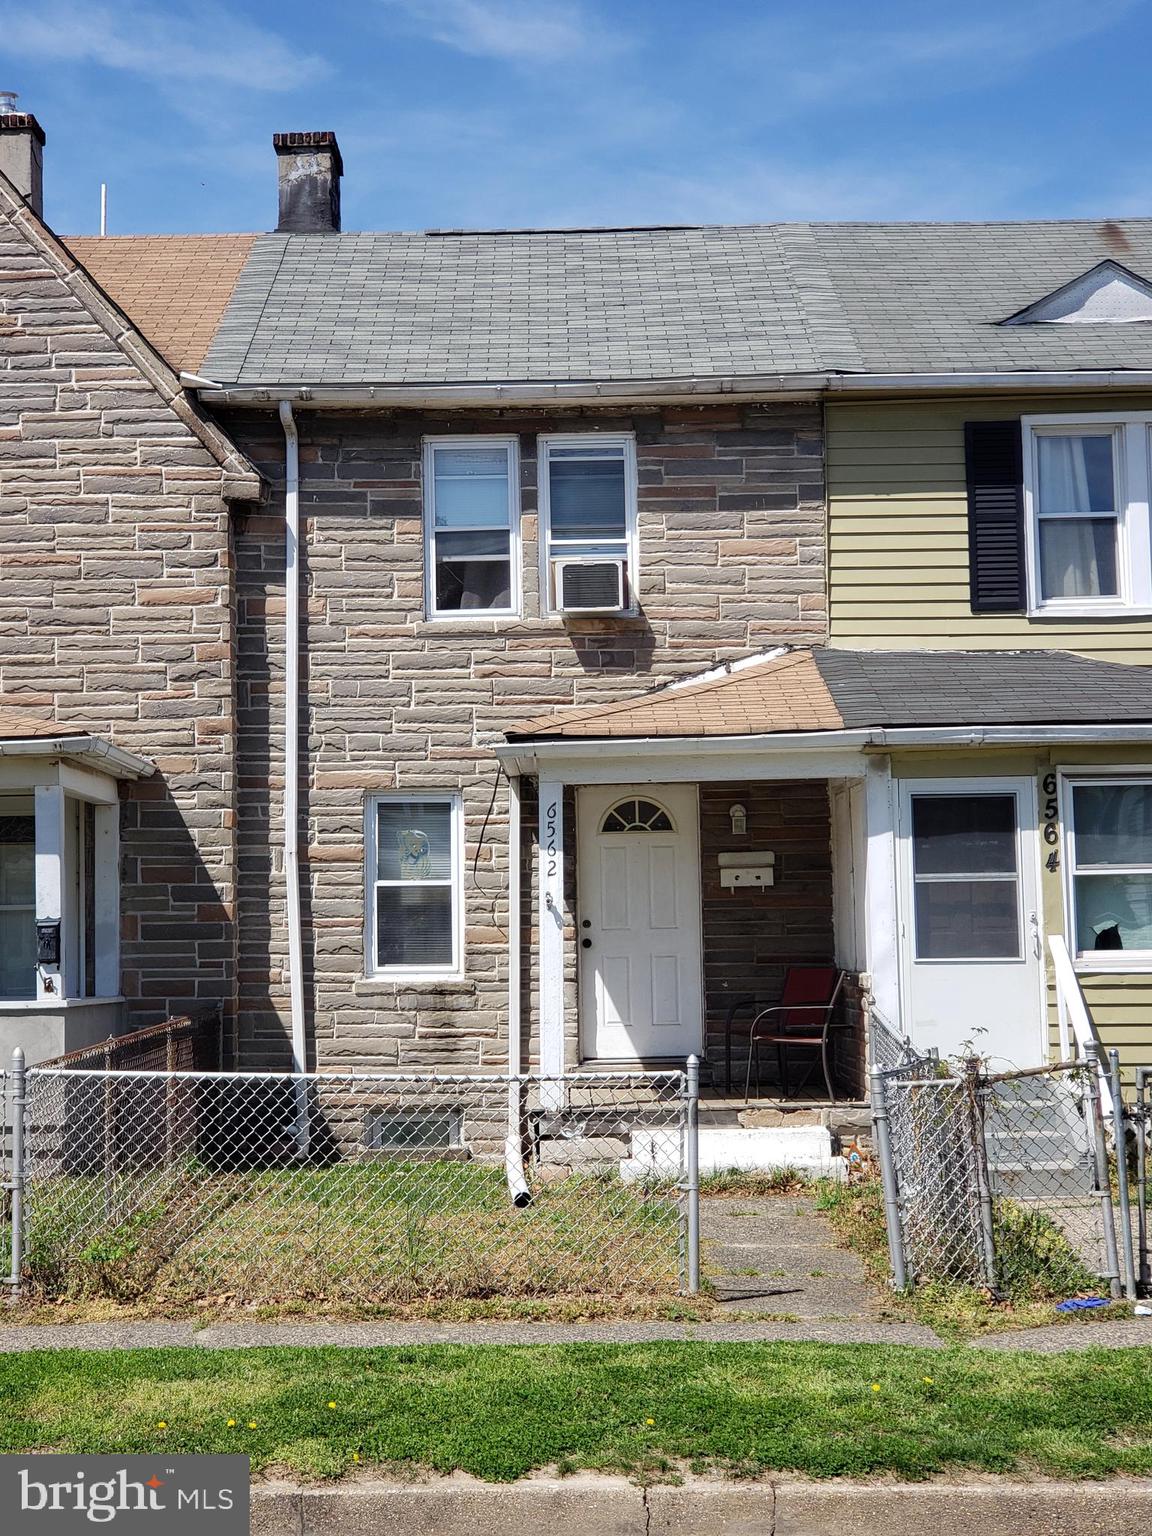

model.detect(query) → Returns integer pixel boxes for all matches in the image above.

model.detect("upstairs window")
[539,435,638,614]
[423,438,519,618]
[1024,414,1152,614]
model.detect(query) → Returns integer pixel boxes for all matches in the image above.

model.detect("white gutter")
[0,736,154,779]
[504,772,530,1206]
[188,370,1152,411]
[190,375,826,409]
[495,721,1152,772]
[826,371,1152,393]
[278,401,309,1104]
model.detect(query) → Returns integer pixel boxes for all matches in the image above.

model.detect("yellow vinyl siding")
[889,745,1152,1072]
[828,392,1152,661]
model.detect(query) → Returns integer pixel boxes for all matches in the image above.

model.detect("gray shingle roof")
[199,218,1152,388]
[812,649,1152,729]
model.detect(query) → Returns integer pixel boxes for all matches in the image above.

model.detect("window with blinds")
[368,794,463,975]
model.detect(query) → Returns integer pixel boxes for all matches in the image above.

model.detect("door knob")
[581,937,592,948]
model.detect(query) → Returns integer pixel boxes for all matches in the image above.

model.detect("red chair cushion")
[776,965,839,1033]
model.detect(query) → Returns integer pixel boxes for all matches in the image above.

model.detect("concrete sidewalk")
[251,1476,1152,1535]
[2,1315,1151,1350]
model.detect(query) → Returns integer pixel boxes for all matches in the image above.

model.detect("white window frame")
[422,436,521,621]
[537,433,639,616]
[1022,412,1152,617]
[364,791,465,981]
[1060,768,1152,973]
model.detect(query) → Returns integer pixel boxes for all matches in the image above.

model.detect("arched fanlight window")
[600,797,674,833]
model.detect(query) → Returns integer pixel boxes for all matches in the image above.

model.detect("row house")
[2,108,1151,1104]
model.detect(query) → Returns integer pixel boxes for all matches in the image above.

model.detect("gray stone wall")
[222,402,827,1069]
[0,198,244,1031]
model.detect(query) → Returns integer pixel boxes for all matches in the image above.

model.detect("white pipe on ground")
[279,401,309,1150]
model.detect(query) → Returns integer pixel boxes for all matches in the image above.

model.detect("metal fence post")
[869,1063,908,1290]
[1086,1066,1123,1301]
[684,1054,700,1294]
[1137,1067,1150,1293]
[1109,1049,1137,1300]
[966,1060,999,1295]
[5,1047,25,1299]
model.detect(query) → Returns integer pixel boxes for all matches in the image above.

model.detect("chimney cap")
[273,130,342,176]
[0,91,45,147]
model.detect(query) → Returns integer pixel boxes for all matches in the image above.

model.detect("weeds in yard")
[699,1166,810,1197]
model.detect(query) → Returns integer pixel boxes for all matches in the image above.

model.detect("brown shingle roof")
[63,234,257,372]
[508,647,1152,742]
[509,652,844,740]
[0,707,78,739]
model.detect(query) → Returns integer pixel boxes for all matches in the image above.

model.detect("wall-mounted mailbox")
[36,921,61,967]
[718,851,776,890]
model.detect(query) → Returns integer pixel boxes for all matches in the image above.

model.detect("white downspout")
[505,771,531,1205]
[279,401,309,1147]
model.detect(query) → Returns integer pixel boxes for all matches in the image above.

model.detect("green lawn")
[3,1342,1152,1481]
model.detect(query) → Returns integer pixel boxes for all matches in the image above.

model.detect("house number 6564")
[1041,771,1059,863]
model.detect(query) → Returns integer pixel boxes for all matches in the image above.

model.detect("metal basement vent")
[363,1108,463,1153]
[554,558,626,612]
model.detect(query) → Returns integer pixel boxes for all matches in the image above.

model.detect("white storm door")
[577,785,703,1062]
[898,779,1045,1070]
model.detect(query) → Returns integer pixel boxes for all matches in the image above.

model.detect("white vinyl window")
[538,434,638,613]
[423,437,519,619]
[1023,414,1152,615]
[366,793,464,977]
[1065,776,1152,967]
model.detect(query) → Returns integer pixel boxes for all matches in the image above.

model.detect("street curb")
[252,1477,1152,1535]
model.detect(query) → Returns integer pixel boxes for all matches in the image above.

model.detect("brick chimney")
[274,131,342,234]
[0,92,45,218]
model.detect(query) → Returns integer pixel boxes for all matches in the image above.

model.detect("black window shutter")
[965,420,1026,613]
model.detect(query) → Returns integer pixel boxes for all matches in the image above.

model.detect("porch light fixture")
[729,803,747,836]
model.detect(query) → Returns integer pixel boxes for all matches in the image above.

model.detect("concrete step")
[623,1125,842,1182]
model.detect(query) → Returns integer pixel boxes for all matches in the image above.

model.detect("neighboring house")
[0,108,260,1064]
[2,105,1152,1088]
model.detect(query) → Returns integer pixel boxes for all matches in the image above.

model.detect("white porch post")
[93,802,120,998]
[863,755,900,1028]
[33,784,67,1002]
[537,779,566,1100]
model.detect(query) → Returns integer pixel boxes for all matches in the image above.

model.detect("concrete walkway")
[702,1193,889,1319]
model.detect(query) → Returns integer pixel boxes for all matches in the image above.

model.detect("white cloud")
[378,0,621,62]
[748,0,1141,107]
[3,0,327,91]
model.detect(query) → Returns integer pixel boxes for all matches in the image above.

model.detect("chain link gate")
[872,1044,1133,1300]
[3,1053,700,1306]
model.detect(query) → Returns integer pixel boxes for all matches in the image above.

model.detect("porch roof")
[506,648,1152,742]
[0,708,154,779]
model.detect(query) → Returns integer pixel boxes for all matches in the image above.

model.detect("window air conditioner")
[552,557,627,614]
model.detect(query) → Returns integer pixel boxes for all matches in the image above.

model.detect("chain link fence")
[872,1041,1139,1300]
[2,1061,698,1305]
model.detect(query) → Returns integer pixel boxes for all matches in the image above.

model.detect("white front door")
[897,778,1045,1070]
[577,784,703,1062]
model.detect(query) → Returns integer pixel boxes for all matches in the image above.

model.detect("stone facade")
[221,402,827,1070]
[0,185,257,1034]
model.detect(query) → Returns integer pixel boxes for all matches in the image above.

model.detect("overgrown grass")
[3,1342,1152,1482]
[816,1178,1125,1336]
[22,1163,680,1306]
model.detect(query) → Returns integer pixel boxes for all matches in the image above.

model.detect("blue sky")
[2,0,1151,236]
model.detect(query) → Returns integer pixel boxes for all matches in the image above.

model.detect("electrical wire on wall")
[472,762,509,936]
